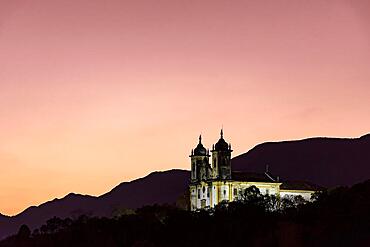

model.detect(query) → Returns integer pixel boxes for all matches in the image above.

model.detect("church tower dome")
[211,129,232,180]
[214,129,229,151]
[193,135,207,156]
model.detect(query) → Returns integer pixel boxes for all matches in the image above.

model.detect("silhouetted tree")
[17,225,30,239]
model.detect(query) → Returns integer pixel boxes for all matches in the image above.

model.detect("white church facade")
[189,130,320,210]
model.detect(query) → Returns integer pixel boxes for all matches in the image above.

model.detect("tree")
[281,195,307,210]
[242,186,261,202]
[17,224,31,239]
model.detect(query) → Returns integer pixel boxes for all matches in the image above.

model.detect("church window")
[223,190,226,196]
[207,187,210,198]
[198,189,200,199]
[233,188,237,196]
[202,187,205,193]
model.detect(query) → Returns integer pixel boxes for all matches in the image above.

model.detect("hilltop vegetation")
[2,180,370,247]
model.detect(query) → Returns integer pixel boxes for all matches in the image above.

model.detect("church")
[189,130,320,210]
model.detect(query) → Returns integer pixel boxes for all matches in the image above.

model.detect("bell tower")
[190,135,211,182]
[211,129,232,180]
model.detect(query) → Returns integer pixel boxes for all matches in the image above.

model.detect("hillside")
[0,214,10,225]
[232,134,370,187]
[1,133,370,239]
[0,169,189,239]
[0,214,9,219]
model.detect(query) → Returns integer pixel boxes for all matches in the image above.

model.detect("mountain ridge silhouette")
[1,134,369,239]
[232,134,370,187]
[0,169,189,239]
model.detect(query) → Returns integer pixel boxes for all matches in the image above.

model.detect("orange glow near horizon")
[1,0,370,216]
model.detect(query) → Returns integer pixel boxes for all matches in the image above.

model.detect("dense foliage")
[2,180,370,247]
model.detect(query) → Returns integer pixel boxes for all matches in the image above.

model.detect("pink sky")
[0,0,370,215]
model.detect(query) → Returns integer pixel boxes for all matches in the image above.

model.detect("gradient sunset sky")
[1,0,370,216]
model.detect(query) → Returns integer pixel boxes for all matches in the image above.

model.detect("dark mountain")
[1,133,370,239]
[0,214,10,224]
[0,169,189,239]
[232,134,370,187]
[99,169,190,209]
[0,214,9,219]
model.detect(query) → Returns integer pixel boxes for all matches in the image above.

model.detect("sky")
[0,0,370,216]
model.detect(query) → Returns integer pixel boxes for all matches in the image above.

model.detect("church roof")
[231,171,277,183]
[231,171,323,191]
